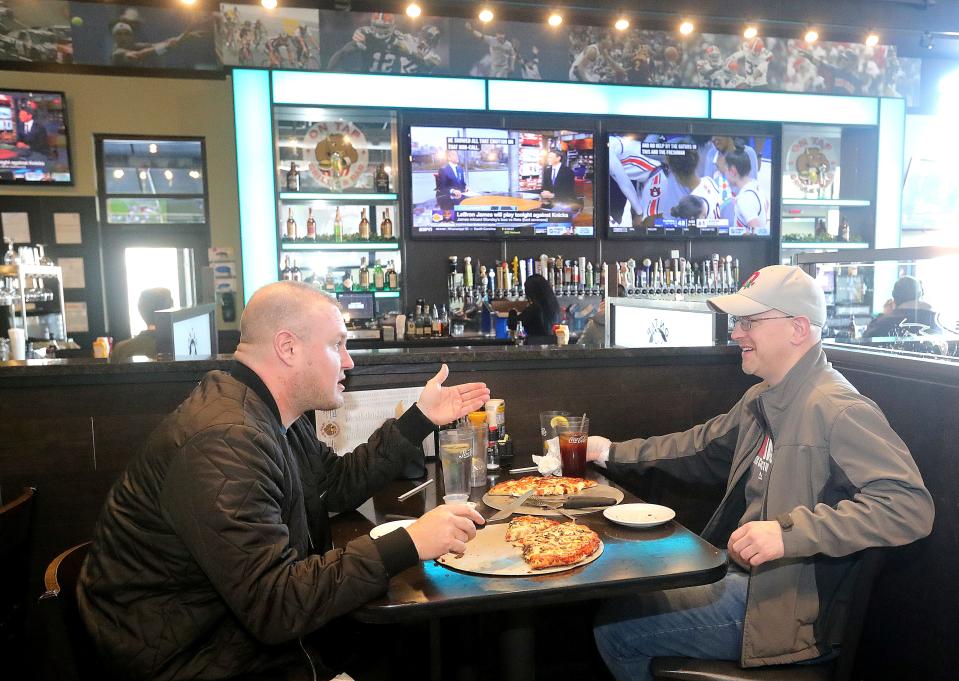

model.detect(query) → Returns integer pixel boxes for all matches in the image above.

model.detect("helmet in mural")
[369,12,396,39]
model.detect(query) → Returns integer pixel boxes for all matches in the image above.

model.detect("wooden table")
[329,462,727,680]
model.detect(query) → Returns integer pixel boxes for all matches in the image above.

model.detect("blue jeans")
[594,567,748,681]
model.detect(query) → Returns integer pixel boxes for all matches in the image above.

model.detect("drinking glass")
[557,416,589,477]
[539,410,570,456]
[439,428,473,497]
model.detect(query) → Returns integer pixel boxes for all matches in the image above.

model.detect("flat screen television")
[0,89,72,185]
[339,292,375,322]
[607,132,773,239]
[409,126,594,239]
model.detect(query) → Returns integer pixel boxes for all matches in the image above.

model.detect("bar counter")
[2,342,958,680]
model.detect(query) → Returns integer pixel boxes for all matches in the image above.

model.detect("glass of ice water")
[439,428,473,497]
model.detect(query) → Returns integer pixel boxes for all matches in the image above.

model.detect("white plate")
[369,519,416,539]
[603,503,675,528]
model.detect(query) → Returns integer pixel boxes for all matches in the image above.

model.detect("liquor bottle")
[286,162,300,192]
[324,267,335,292]
[373,260,385,290]
[285,208,297,240]
[342,269,353,291]
[306,208,316,240]
[463,256,473,288]
[379,208,394,240]
[406,310,417,338]
[440,305,449,336]
[431,304,442,337]
[333,207,343,242]
[839,216,850,242]
[374,163,390,193]
[387,261,399,289]
[291,259,302,282]
[358,208,370,240]
[280,256,292,281]
[359,257,370,289]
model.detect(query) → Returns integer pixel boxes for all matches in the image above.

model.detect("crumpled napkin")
[531,437,562,476]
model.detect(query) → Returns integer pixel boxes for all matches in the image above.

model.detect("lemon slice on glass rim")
[550,415,569,428]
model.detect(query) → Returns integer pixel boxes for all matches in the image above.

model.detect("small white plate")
[369,519,415,539]
[603,503,675,528]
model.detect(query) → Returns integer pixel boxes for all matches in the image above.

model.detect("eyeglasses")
[731,315,794,331]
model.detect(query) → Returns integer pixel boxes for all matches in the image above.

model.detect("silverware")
[397,478,434,501]
[485,489,535,524]
[528,496,618,510]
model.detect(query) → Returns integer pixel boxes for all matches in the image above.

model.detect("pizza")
[488,475,597,497]
[518,521,601,570]
[505,515,560,545]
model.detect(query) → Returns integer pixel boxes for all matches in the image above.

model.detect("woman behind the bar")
[517,273,561,342]
[110,287,174,361]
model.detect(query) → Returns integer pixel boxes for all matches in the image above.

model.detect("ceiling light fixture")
[180,0,196,5]
[478,7,494,23]
[865,32,880,47]
[548,13,563,27]
[743,25,758,40]
[112,169,124,179]
[804,29,819,44]
[261,0,277,9]
[148,143,158,154]
[679,20,694,36]
[406,3,421,18]
[614,17,629,31]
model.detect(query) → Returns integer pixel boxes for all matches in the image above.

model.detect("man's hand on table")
[587,436,611,463]
[406,504,486,560]
[417,363,491,426]
[728,521,784,569]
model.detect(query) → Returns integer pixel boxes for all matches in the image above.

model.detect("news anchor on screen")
[435,149,469,214]
[15,101,49,156]
[540,149,576,204]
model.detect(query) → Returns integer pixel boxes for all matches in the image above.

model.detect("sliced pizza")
[520,522,601,570]
[488,475,597,497]
[505,515,560,546]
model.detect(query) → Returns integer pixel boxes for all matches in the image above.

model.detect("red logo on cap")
[741,271,761,289]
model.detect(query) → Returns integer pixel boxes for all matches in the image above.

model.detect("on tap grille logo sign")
[304,120,369,191]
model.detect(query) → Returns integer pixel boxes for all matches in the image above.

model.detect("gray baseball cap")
[708,265,826,327]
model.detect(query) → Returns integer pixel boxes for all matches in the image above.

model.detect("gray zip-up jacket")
[607,344,934,666]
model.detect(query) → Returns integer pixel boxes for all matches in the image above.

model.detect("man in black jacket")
[78,281,490,681]
[540,149,576,204]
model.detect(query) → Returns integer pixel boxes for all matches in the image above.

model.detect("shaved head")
[238,281,339,350]
[234,281,352,425]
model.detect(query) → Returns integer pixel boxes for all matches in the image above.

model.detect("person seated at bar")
[512,273,560,343]
[110,287,174,361]
[863,275,946,337]
[78,281,489,681]
[588,265,934,681]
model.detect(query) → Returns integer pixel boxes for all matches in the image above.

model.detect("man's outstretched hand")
[417,363,490,425]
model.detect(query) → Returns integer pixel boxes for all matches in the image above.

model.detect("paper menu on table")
[53,213,82,244]
[315,386,432,457]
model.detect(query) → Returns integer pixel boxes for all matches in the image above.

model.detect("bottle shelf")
[781,199,871,207]
[279,192,398,202]
[281,241,400,251]
[781,242,870,250]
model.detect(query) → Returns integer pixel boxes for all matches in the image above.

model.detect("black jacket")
[78,363,429,680]
[540,164,576,202]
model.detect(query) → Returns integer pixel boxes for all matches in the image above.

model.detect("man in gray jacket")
[590,265,934,681]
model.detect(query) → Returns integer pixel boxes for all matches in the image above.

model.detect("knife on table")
[485,489,536,524]
[528,496,618,509]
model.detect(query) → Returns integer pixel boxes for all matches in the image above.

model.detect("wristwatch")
[776,512,794,532]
